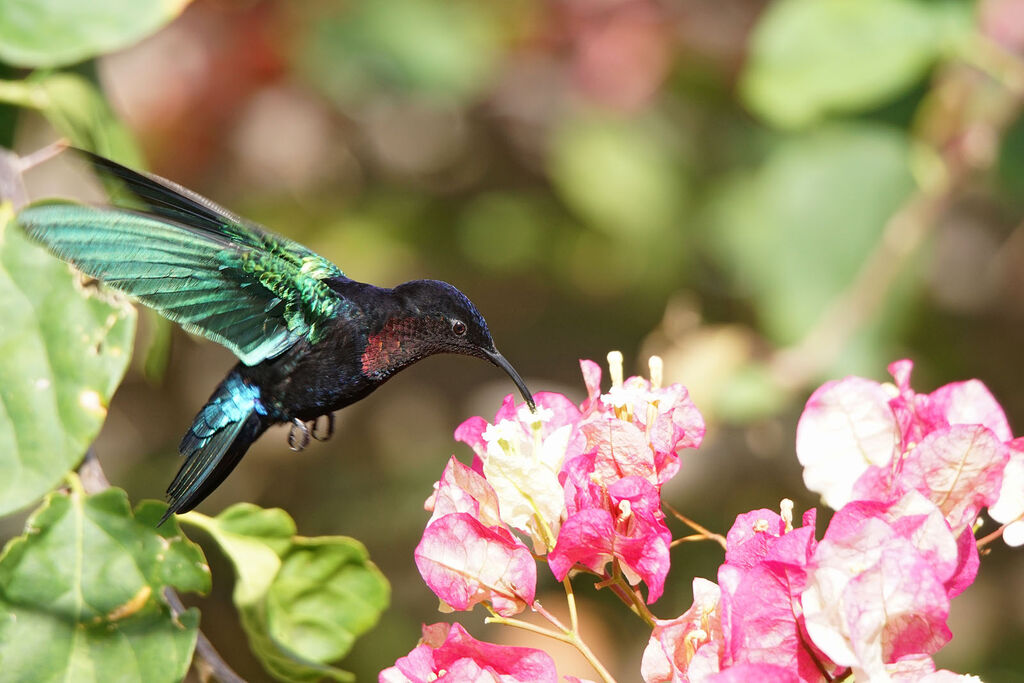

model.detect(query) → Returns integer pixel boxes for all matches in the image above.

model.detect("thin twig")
[485,602,618,683]
[79,449,247,683]
[663,502,727,550]
[16,138,68,172]
[164,589,247,683]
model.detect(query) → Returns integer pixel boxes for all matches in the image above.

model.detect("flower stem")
[609,562,657,627]
[976,518,1018,550]
[664,502,727,550]
[486,603,618,683]
[563,577,579,634]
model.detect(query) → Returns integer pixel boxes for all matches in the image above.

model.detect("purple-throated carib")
[18,151,535,524]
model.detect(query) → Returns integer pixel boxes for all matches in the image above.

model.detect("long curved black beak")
[485,349,536,411]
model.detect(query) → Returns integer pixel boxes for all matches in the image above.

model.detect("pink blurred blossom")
[380,622,558,683]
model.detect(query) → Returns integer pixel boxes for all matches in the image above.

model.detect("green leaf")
[184,504,389,683]
[0,74,143,166]
[704,124,916,346]
[0,486,210,683]
[0,205,136,516]
[740,0,973,128]
[301,0,501,105]
[548,111,687,239]
[0,0,192,68]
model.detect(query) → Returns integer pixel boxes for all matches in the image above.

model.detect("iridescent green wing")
[18,157,347,366]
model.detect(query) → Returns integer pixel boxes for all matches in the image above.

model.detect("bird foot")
[288,418,310,452]
[312,413,335,442]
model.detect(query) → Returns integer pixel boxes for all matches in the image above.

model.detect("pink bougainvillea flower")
[415,511,536,617]
[380,622,558,683]
[797,360,1016,521]
[989,438,1024,547]
[455,393,585,551]
[893,424,1008,531]
[549,463,672,602]
[425,456,504,529]
[887,359,1013,450]
[802,505,953,680]
[641,577,724,682]
[578,357,705,485]
[795,376,900,509]
[717,507,838,681]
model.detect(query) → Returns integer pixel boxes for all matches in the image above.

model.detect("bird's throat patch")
[360,317,422,377]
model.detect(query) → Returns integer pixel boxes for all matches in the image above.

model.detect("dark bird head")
[389,279,535,410]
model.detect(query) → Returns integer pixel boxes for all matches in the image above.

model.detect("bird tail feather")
[159,372,268,525]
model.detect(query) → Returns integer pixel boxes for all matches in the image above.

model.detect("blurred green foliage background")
[3,0,1024,680]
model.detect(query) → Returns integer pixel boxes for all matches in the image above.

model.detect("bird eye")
[451,320,467,336]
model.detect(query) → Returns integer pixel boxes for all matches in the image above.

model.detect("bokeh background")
[3,0,1024,680]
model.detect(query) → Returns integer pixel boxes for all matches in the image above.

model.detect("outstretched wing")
[18,154,348,365]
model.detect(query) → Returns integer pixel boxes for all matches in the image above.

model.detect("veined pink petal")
[706,663,801,682]
[796,377,900,509]
[428,456,504,529]
[724,509,786,569]
[381,622,558,683]
[900,424,1008,530]
[415,513,536,617]
[928,380,1013,442]
[580,359,604,414]
[580,418,658,485]
[455,416,491,460]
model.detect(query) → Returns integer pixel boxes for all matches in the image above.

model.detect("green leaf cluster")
[0,4,391,681]
[186,505,390,682]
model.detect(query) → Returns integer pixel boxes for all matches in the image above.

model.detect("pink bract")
[414,512,536,617]
[717,508,836,681]
[641,577,724,683]
[550,464,672,603]
[380,622,559,683]
[803,507,952,680]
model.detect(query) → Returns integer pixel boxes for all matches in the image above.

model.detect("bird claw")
[288,418,310,452]
[311,413,335,442]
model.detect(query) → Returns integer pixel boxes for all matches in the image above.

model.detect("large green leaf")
[0,0,192,68]
[184,504,390,683]
[704,124,916,347]
[0,488,209,683]
[0,74,143,166]
[548,111,687,240]
[740,0,972,128]
[0,205,136,515]
[301,0,501,105]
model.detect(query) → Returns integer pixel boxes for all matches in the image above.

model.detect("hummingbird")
[18,150,535,524]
